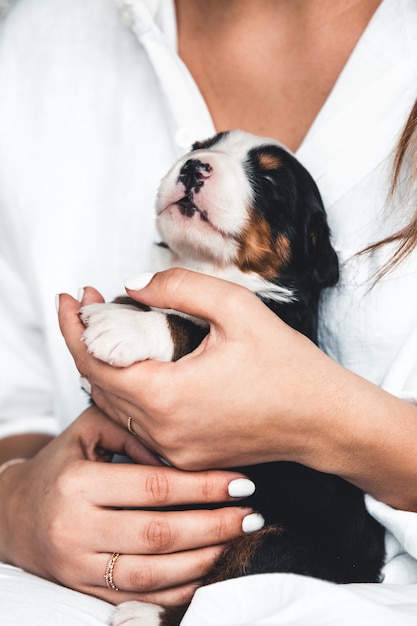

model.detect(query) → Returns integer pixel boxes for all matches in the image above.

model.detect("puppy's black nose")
[178,159,212,194]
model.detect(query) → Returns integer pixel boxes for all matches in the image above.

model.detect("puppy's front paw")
[112,600,163,626]
[79,303,174,366]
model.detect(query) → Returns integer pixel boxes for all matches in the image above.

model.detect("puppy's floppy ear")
[284,152,338,289]
[305,206,339,288]
[291,157,339,289]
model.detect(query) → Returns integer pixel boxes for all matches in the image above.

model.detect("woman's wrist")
[0,434,52,565]
[0,456,28,564]
[0,457,26,478]
[0,433,54,464]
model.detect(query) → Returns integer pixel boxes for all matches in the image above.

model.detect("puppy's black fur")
[102,131,385,626]
[149,135,385,626]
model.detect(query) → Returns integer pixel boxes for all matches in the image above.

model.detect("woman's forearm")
[295,354,417,512]
[0,433,54,464]
[0,433,55,562]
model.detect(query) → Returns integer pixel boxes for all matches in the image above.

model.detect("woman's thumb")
[124,268,251,325]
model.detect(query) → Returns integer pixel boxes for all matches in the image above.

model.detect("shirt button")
[175,126,197,149]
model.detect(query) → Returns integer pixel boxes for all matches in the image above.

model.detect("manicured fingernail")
[125,273,155,291]
[77,287,85,303]
[228,478,256,498]
[55,294,60,313]
[80,376,92,395]
[242,512,265,533]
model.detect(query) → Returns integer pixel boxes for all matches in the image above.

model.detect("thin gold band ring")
[127,416,137,436]
[104,552,120,591]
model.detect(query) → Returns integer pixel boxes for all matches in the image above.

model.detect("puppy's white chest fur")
[79,130,299,367]
[77,129,341,626]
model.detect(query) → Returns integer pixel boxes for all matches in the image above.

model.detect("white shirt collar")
[296,0,417,206]
[116,0,214,151]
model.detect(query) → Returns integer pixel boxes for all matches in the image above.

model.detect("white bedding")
[182,575,417,626]
[3,562,417,626]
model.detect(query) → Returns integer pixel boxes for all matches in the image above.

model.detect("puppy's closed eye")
[79,129,384,626]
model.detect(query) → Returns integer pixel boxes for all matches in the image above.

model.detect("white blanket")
[3,563,417,626]
[183,575,417,626]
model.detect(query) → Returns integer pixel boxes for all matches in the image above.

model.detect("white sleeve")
[0,254,58,439]
[365,495,417,584]
[364,327,417,582]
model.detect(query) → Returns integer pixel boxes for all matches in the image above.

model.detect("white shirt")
[0,0,216,437]
[0,0,417,601]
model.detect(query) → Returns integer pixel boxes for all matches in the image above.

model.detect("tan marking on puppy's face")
[237,210,291,279]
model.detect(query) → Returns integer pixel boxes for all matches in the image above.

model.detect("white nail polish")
[80,376,92,395]
[77,287,85,303]
[242,512,265,533]
[125,272,155,291]
[55,294,60,313]
[228,478,256,498]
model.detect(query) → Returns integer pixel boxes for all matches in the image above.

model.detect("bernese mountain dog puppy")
[79,130,385,626]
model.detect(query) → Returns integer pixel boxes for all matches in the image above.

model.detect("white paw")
[112,600,163,626]
[79,303,174,366]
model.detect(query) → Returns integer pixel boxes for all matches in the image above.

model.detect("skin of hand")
[58,269,417,512]
[0,406,256,606]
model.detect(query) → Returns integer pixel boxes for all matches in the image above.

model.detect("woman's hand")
[0,406,258,606]
[58,269,417,511]
[58,270,336,470]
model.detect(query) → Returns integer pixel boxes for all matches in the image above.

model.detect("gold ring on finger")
[104,552,120,591]
[127,416,137,436]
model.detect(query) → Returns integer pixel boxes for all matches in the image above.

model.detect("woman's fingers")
[68,405,160,466]
[125,268,263,329]
[90,506,254,554]
[57,292,161,399]
[84,463,254,509]
[79,286,105,305]
[85,383,151,436]
[57,292,92,375]
[3,407,259,611]
[84,575,200,607]
[87,545,225,594]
